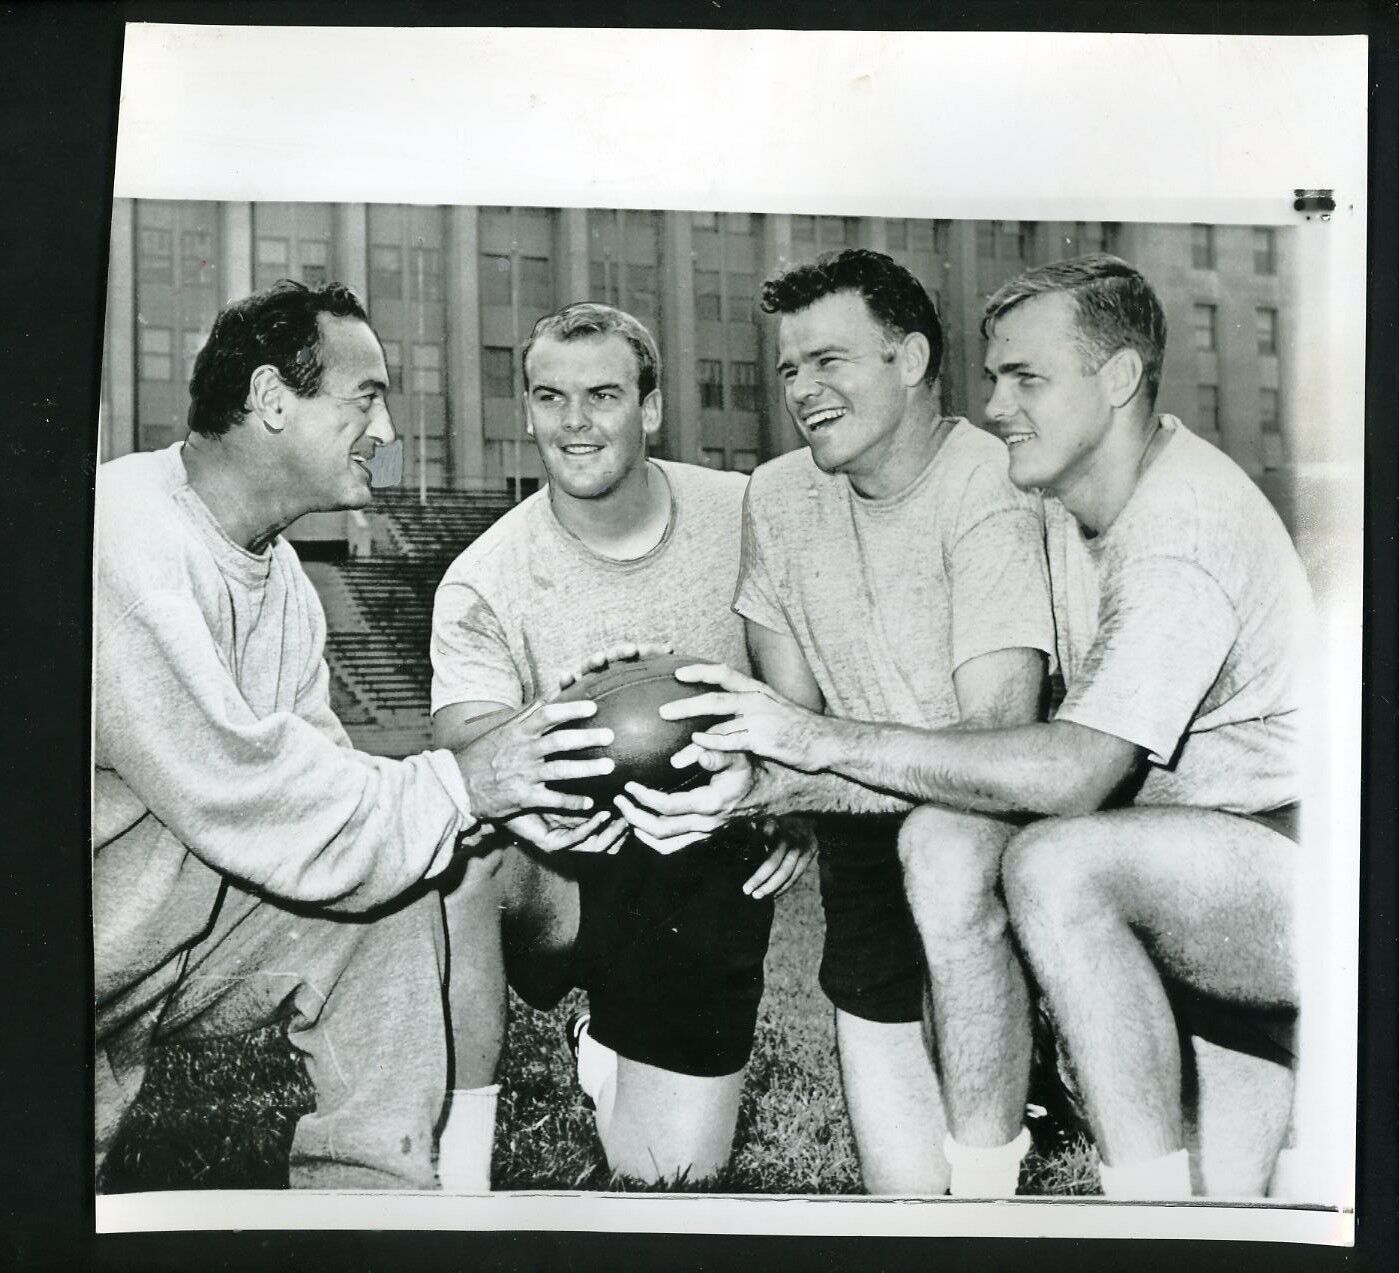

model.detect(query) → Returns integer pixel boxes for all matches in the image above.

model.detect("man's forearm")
[810,717,1105,817]
[739,758,912,818]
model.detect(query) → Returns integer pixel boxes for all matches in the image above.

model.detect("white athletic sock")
[1098,1147,1192,1200]
[943,1127,1031,1198]
[436,1084,500,1192]
[575,1019,619,1135]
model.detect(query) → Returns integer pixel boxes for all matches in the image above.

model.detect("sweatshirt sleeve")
[96,589,473,911]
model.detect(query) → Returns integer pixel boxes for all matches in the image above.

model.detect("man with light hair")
[652,254,1310,1199]
[431,301,811,1186]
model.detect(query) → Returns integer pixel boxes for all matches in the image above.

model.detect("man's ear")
[1102,347,1146,409]
[641,388,663,438]
[898,332,931,388]
[249,365,286,432]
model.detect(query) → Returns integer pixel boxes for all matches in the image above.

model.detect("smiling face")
[523,332,660,500]
[982,291,1117,496]
[277,315,394,514]
[775,291,923,484]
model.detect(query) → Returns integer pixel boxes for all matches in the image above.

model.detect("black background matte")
[1,2,1393,1269]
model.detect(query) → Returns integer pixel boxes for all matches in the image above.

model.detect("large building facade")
[101,201,1299,529]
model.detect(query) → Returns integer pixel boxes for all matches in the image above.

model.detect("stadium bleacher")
[299,486,521,757]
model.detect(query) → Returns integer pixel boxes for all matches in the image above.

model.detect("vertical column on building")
[1277,225,1324,469]
[101,198,137,461]
[219,203,253,304]
[1215,232,1262,480]
[446,205,485,486]
[863,217,888,253]
[333,202,369,300]
[556,207,590,305]
[758,214,796,458]
[944,220,981,421]
[660,212,700,463]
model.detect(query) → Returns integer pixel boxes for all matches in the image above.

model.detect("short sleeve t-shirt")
[1046,415,1311,813]
[431,460,750,713]
[733,419,1055,730]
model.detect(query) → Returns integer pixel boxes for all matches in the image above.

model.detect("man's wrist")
[805,715,847,774]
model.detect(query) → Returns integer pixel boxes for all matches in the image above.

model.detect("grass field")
[100,865,1101,1196]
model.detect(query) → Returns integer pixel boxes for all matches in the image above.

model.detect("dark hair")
[522,301,661,401]
[981,254,1167,407]
[759,248,944,385]
[187,280,371,437]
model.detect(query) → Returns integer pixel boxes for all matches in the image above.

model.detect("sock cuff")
[943,1126,1032,1167]
[1098,1146,1192,1200]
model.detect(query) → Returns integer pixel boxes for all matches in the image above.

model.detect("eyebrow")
[357,376,389,394]
[776,342,850,371]
[983,359,1033,377]
[529,381,627,395]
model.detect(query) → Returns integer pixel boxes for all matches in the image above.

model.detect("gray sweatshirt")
[93,444,469,1023]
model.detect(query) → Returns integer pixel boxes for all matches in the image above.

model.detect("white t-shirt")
[431,460,751,714]
[1047,415,1311,813]
[734,419,1056,729]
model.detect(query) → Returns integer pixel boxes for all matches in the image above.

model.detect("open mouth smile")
[1004,432,1035,448]
[559,443,604,456]
[802,407,845,429]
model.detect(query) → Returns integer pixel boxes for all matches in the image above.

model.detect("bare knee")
[897,806,1012,938]
[1002,816,1118,940]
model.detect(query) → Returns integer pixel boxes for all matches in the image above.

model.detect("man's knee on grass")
[896,805,1016,943]
[600,1061,744,1186]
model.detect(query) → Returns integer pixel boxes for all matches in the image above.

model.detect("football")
[545,653,726,802]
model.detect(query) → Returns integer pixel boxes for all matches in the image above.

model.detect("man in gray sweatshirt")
[93,280,617,1190]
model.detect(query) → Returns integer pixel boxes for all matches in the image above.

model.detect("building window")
[698,359,724,409]
[381,339,403,389]
[731,449,759,473]
[910,220,935,252]
[181,330,205,383]
[412,343,443,395]
[1077,222,1106,254]
[976,222,997,256]
[296,239,328,288]
[1197,383,1219,432]
[726,272,756,322]
[483,346,514,399]
[139,325,172,381]
[725,212,752,234]
[1191,224,1216,270]
[1256,306,1279,355]
[695,269,722,321]
[818,216,847,245]
[138,227,173,284]
[1192,303,1218,352]
[180,231,215,286]
[1015,222,1037,260]
[371,244,403,300]
[692,211,718,230]
[1253,227,1277,275]
[626,263,657,316]
[410,245,443,301]
[589,260,619,306]
[481,254,511,305]
[1103,222,1122,253]
[254,236,290,290]
[886,219,908,250]
[791,215,815,243]
[731,361,759,412]
[520,256,553,312]
[700,447,726,468]
[1259,387,1281,434]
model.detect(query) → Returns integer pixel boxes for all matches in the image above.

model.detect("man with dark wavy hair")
[94,281,616,1191]
[620,250,1056,1196]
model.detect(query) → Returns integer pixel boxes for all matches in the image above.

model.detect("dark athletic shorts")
[814,813,926,1025]
[564,820,775,1078]
[1239,801,1302,844]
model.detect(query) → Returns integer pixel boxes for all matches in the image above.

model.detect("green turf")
[99,866,1100,1196]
